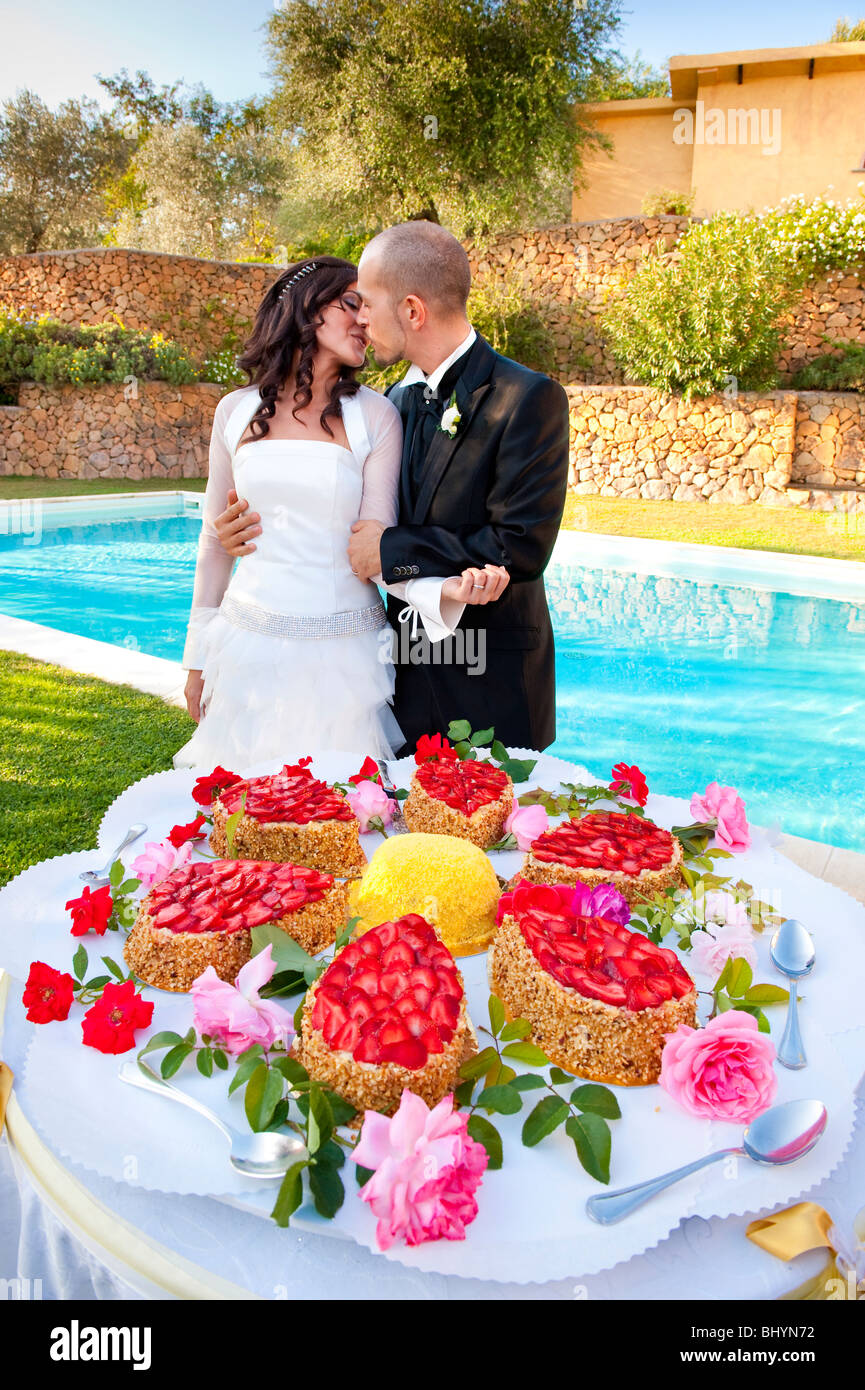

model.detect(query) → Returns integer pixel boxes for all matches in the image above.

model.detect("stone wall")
[566,385,865,511]
[0,380,224,480]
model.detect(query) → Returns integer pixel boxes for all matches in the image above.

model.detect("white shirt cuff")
[402,576,466,642]
[182,607,220,669]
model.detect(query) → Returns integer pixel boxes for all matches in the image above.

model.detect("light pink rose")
[352,1090,488,1250]
[504,797,549,851]
[690,922,757,980]
[131,837,193,889]
[690,782,751,853]
[190,945,293,1055]
[660,1011,777,1123]
[346,779,397,833]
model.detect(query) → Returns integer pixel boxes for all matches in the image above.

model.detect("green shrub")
[0,310,200,388]
[793,338,865,392]
[640,189,695,217]
[757,193,865,278]
[466,273,560,374]
[600,213,802,398]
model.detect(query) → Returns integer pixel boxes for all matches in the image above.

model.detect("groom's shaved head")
[361,221,471,313]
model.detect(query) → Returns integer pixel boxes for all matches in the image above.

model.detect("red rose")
[65,884,113,937]
[81,981,154,1055]
[415,733,458,765]
[167,813,207,847]
[609,762,649,807]
[349,756,381,786]
[23,961,75,1023]
[191,765,241,807]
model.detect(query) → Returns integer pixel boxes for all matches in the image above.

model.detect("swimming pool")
[2,495,864,852]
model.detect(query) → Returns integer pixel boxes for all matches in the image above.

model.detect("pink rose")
[690,782,750,853]
[504,797,549,851]
[660,1011,777,1123]
[190,945,293,1055]
[690,923,757,980]
[346,779,397,833]
[131,837,193,890]
[352,1091,488,1250]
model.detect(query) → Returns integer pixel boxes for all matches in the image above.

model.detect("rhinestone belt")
[220,593,388,640]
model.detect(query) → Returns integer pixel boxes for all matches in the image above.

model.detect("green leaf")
[466,1114,503,1169]
[471,727,494,747]
[308,1159,345,1219]
[548,1066,573,1087]
[244,1062,285,1133]
[271,1159,307,1227]
[293,997,306,1035]
[497,757,537,783]
[490,739,509,763]
[354,1163,375,1186]
[273,1054,310,1088]
[317,1138,345,1168]
[502,1040,549,1067]
[160,1043,194,1078]
[447,719,472,742]
[459,1046,499,1080]
[509,1073,546,1091]
[726,957,753,998]
[265,1099,289,1131]
[101,955,126,980]
[213,1049,229,1071]
[83,975,111,990]
[715,992,736,1013]
[499,1017,532,1042]
[454,1079,476,1107]
[72,944,88,981]
[742,984,789,1005]
[326,1092,357,1128]
[755,1009,771,1034]
[138,1030,183,1058]
[196,1047,213,1078]
[522,1096,568,1146]
[570,1084,621,1119]
[117,878,140,895]
[250,923,317,976]
[334,916,359,950]
[228,1048,266,1096]
[566,1112,612,1184]
[477,1084,522,1115]
[487,994,505,1037]
[108,859,124,888]
[307,1083,333,1155]
[715,957,733,994]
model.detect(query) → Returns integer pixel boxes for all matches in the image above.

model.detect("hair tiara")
[278,262,319,300]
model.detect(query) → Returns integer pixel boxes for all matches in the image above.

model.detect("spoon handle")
[586,1147,741,1224]
[81,824,147,881]
[777,984,807,1069]
[119,1059,234,1142]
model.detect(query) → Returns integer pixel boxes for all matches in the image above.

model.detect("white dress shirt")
[400,327,477,392]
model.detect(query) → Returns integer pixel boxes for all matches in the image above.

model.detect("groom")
[349,222,569,753]
[215,221,569,755]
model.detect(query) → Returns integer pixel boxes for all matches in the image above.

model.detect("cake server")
[585,1098,827,1224]
[79,823,148,885]
[770,918,815,1069]
[376,760,410,834]
[119,1058,307,1179]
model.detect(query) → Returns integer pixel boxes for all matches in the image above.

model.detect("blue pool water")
[2,509,864,852]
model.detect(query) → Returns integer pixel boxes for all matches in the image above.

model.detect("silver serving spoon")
[770,918,816,1070]
[586,1098,827,1225]
[79,824,148,885]
[119,1059,307,1179]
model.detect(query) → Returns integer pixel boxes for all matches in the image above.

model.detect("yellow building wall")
[573,67,865,220]
[571,105,694,220]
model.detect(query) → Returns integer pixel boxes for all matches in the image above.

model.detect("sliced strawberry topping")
[531,810,675,874]
[147,859,333,934]
[415,758,509,815]
[219,763,354,825]
[504,881,693,1013]
[310,915,463,1069]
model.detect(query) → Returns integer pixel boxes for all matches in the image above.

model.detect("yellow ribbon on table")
[747,1202,864,1301]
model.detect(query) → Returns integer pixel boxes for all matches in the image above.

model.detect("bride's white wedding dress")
[174,384,463,769]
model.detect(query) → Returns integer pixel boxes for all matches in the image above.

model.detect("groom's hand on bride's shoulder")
[443,565,510,605]
[215,488,262,557]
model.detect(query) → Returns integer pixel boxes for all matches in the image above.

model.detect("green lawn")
[1,475,861,562]
[0,652,194,888]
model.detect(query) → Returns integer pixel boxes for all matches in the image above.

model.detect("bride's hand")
[442,565,510,605]
[185,670,205,723]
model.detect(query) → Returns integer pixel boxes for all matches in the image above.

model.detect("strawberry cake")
[295,914,476,1115]
[124,859,348,992]
[488,881,696,1085]
[519,810,683,905]
[403,758,513,850]
[210,761,366,876]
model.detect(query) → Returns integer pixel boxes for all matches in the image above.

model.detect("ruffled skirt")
[173,612,403,769]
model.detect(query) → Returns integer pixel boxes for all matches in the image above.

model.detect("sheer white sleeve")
[357,388,466,642]
[181,392,239,670]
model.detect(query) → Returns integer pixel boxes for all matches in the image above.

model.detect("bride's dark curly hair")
[236,256,362,440]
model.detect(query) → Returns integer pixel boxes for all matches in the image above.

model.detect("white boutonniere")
[439,390,461,437]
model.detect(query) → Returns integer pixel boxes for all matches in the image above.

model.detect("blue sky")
[0,0,853,109]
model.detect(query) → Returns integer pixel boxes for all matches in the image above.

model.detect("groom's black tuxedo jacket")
[379,333,569,754]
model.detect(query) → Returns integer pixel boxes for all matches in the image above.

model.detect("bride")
[174,255,508,768]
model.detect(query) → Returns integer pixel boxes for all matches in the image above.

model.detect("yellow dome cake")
[348,832,501,956]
